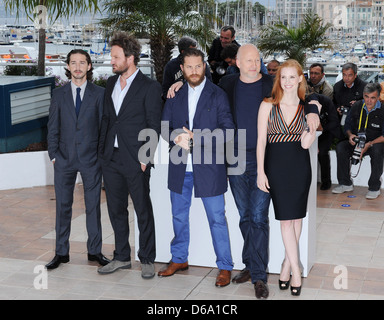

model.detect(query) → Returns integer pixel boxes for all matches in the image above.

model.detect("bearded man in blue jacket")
[159,48,235,288]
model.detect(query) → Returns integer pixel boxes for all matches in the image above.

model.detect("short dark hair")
[178,36,197,53]
[221,26,236,37]
[363,82,381,95]
[221,43,238,60]
[64,49,93,80]
[342,62,357,75]
[110,31,141,66]
[310,63,324,73]
[181,47,205,65]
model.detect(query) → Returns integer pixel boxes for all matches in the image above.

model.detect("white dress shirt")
[111,69,139,148]
[70,80,87,106]
[186,77,206,172]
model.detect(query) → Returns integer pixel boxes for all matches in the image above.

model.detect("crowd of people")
[44,26,384,300]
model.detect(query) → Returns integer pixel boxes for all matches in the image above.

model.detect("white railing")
[0,59,157,80]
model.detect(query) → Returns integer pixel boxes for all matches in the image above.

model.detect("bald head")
[236,44,262,83]
[237,44,259,59]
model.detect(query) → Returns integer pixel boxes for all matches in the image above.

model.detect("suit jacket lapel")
[193,80,211,129]
[77,82,93,119]
[106,75,119,116]
[118,70,144,116]
[181,86,190,130]
[63,83,77,121]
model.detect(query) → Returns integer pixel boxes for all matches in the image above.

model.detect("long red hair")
[265,59,306,104]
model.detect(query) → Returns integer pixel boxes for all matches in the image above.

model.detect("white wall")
[0,151,54,190]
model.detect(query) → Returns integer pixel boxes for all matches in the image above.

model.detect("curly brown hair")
[109,31,142,66]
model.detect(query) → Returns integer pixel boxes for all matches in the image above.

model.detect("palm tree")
[4,0,100,76]
[101,0,217,83]
[256,10,333,67]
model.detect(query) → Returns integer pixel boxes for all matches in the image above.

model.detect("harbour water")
[2,38,384,85]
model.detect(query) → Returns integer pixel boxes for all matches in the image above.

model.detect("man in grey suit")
[46,49,110,270]
[97,32,162,279]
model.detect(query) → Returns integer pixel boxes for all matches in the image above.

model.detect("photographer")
[333,63,367,126]
[208,26,240,84]
[306,92,341,190]
[332,83,384,199]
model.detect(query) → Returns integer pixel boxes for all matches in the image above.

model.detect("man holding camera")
[208,26,240,84]
[333,63,367,126]
[332,83,384,199]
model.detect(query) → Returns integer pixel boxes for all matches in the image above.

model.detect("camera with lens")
[350,135,366,165]
[340,106,350,126]
[212,61,227,76]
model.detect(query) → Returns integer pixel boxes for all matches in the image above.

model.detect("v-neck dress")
[265,102,311,221]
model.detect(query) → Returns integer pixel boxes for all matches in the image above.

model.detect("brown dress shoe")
[215,270,231,287]
[158,261,189,277]
[254,280,269,299]
[232,268,251,283]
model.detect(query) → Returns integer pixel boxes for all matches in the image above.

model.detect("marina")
[1,40,383,86]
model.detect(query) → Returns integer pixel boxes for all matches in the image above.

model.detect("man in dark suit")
[306,93,341,190]
[159,48,235,287]
[46,49,109,270]
[97,32,162,279]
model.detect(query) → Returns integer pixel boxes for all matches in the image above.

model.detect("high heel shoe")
[279,259,291,290]
[290,271,302,296]
[290,285,302,296]
[278,276,291,290]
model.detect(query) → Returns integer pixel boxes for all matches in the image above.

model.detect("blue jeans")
[170,172,233,271]
[228,161,270,283]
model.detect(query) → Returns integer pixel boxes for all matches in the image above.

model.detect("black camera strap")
[350,158,363,178]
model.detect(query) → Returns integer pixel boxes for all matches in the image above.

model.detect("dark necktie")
[75,87,82,117]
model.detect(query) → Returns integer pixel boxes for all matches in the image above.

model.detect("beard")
[184,72,205,87]
[113,65,129,75]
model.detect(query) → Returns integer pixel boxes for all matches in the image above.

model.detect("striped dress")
[267,103,306,144]
[264,103,311,221]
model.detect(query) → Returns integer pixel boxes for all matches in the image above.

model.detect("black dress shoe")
[45,254,69,270]
[254,280,269,299]
[88,253,111,266]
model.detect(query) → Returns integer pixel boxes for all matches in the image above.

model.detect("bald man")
[219,44,273,299]
[219,44,320,299]
[167,45,319,299]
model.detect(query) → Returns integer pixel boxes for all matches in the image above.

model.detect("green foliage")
[3,0,100,76]
[92,75,108,88]
[101,0,217,83]
[3,61,38,76]
[256,10,332,66]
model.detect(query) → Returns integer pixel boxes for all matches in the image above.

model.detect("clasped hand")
[174,127,194,150]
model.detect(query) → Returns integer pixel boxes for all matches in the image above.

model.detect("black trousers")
[336,139,384,191]
[318,131,335,185]
[102,148,156,263]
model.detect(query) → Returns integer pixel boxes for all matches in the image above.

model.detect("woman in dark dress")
[256,59,321,296]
